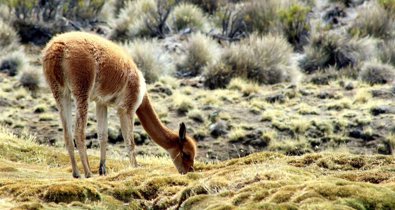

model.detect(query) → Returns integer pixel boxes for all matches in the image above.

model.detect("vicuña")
[42,32,197,178]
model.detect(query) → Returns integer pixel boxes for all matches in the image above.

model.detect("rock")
[345,82,354,90]
[349,129,379,141]
[370,106,395,116]
[108,127,123,144]
[299,89,312,96]
[317,91,336,99]
[209,120,228,138]
[150,84,173,96]
[265,93,286,103]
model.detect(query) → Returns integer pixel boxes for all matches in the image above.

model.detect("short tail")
[42,41,66,88]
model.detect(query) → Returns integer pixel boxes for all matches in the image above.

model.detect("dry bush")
[110,0,177,40]
[109,0,156,41]
[0,50,27,77]
[359,61,395,85]
[329,0,365,7]
[183,0,226,14]
[379,39,395,66]
[178,33,220,76]
[300,32,378,73]
[349,2,395,39]
[123,39,175,83]
[19,69,40,92]
[205,34,300,88]
[213,0,310,49]
[0,20,20,54]
[3,0,106,45]
[169,3,207,32]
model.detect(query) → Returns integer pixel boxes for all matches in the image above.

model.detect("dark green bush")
[278,4,311,51]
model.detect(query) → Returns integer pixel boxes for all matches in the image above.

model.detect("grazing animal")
[42,32,197,178]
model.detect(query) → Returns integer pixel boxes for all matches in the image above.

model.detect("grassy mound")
[0,127,394,209]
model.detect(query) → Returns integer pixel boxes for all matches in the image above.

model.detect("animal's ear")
[179,122,186,143]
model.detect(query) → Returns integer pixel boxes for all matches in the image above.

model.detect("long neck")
[136,94,178,150]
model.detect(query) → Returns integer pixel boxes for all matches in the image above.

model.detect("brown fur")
[42,32,197,178]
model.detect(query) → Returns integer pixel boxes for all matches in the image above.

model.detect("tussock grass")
[300,32,378,73]
[169,3,207,32]
[349,2,395,39]
[0,20,19,55]
[359,61,395,85]
[179,33,220,77]
[0,50,28,77]
[205,34,301,89]
[123,39,175,83]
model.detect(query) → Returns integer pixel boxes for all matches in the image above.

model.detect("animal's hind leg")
[74,95,93,178]
[56,89,81,178]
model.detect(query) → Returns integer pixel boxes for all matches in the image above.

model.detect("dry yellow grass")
[0,127,394,209]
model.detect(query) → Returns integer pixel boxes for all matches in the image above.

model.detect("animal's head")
[170,122,197,174]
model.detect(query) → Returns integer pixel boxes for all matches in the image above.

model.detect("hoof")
[85,172,93,178]
[72,172,81,179]
[99,162,106,176]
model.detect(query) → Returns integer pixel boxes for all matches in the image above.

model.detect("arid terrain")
[0,0,395,209]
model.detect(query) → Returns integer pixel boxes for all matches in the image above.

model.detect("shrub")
[349,2,394,39]
[379,39,395,66]
[378,0,395,14]
[300,32,378,73]
[0,50,27,77]
[110,0,177,40]
[205,34,300,88]
[184,0,225,14]
[109,0,156,41]
[213,3,247,41]
[241,0,284,35]
[123,39,175,83]
[169,3,206,32]
[4,0,106,45]
[179,33,220,76]
[204,62,235,89]
[0,20,20,54]
[278,4,311,51]
[359,61,395,85]
[19,69,40,91]
[0,4,11,22]
[329,0,365,7]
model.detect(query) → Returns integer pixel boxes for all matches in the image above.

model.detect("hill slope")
[0,128,394,209]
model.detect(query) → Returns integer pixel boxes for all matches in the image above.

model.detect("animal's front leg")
[96,103,108,175]
[119,110,138,167]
